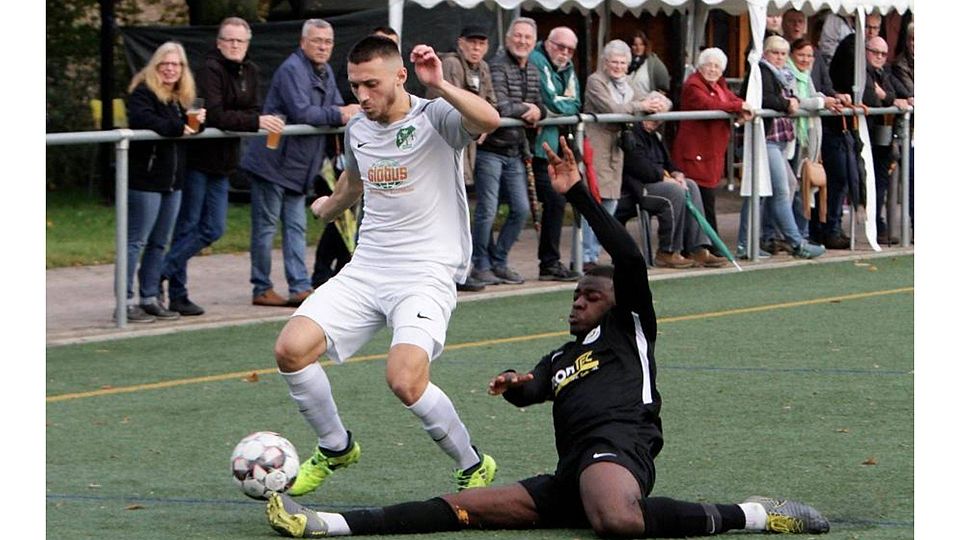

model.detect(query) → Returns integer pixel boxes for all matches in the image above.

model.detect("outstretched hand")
[542,137,581,195]
[488,371,535,396]
[409,44,444,89]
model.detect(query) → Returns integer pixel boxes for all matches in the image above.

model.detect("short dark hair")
[348,35,402,64]
[585,264,615,280]
[790,37,815,52]
[372,26,398,38]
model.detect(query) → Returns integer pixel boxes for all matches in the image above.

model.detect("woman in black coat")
[122,41,204,323]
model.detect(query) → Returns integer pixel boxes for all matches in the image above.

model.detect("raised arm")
[543,138,655,316]
[411,44,500,136]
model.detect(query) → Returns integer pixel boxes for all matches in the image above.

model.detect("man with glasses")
[470,17,545,287]
[424,23,497,292]
[160,17,285,317]
[241,19,361,307]
[528,26,582,281]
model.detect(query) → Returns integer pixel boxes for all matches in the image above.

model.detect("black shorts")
[519,433,659,529]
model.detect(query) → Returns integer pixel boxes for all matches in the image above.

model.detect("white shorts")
[293,262,457,363]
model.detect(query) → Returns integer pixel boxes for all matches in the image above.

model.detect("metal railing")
[46,106,913,327]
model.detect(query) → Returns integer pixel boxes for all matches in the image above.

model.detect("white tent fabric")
[400,0,913,18]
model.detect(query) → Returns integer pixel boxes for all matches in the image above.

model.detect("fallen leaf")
[243,372,259,383]
[88,483,101,489]
[862,457,878,465]
[120,416,130,424]
[100,385,113,390]
[869,266,878,272]
[125,504,145,510]
[836,428,849,433]
[854,261,870,267]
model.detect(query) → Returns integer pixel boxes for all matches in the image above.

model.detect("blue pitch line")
[663,365,911,376]
[45,492,358,510]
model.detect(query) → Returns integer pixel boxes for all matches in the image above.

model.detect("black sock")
[343,498,463,535]
[639,497,746,537]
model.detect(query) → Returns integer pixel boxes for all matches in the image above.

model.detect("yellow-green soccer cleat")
[744,496,831,534]
[266,492,328,538]
[288,438,361,497]
[454,451,497,491]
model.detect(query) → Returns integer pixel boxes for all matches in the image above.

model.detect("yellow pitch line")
[46,287,912,403]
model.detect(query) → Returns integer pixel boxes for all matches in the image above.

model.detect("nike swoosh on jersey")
[592,452,617,459]
[416,312,432,320]
[357,142,369,148]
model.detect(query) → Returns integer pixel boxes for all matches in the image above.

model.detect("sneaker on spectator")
[877,230,900,245]
[457,275,487,292]
[114,305,156,324]
[140,298,180,320]
[736,245,772,260]
[253,289,288,306]
[821,234,850,250]
[492,265,524,284]
[288,289,314,307]
[792,241,825,259]
[654,251,695,269]
[470,268,502,286]
[539,261,581,282]
[688,247,728,268]
[169,296,205,316]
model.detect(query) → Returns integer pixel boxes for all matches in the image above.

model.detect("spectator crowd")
[118,9,914,322]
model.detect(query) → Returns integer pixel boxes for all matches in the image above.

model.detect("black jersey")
[504,182,663,470]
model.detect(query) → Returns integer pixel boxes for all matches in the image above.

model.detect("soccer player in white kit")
[274,35,502,496]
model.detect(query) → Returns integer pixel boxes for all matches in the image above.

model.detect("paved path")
[46,207,913,346]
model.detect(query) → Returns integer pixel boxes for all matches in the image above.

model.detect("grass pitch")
[47,256,914,539]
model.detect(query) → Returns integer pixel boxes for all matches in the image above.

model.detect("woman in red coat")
[671,48,753,230]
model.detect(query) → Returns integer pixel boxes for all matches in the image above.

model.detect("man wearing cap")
[528,26,582,282]
[426,23,497,292]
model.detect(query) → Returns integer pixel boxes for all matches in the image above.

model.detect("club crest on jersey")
[367,158,408,190]
[395,125,416,150]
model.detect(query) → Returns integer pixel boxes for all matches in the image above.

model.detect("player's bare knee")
[589,510,645,538]
[274,337,310,372]
[386,371,427,406]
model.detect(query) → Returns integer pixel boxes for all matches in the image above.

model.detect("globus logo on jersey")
[367,159,408,190]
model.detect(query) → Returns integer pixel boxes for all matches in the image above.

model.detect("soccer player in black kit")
[265,138,830,538]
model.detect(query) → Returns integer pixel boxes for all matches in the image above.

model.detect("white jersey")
[343,95,474,282]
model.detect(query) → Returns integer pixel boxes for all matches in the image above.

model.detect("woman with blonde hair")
[581,39,668,268]
[120,41,205,323]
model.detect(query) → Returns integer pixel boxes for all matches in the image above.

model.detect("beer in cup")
[266,113,286,150]
[187,98,204,131]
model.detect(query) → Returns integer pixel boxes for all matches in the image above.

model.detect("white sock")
[316,512,351,536]
[280,364,349,451]
[407,383,480,469]
[739,502,768,531]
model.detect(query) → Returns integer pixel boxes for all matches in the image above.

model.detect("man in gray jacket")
[470,17,545,286]
[241,19,360,307]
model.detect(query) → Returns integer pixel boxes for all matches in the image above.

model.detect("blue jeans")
[249,174,310,297]
[581,198,618,263]
[472,150,530,271]
[125,188,182,303]
[161,169,229,300]
[738,141,804,249]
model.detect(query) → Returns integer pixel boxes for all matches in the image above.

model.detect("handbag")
[800,156,827,223]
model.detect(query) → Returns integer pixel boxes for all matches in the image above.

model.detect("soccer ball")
[230,431,300,499]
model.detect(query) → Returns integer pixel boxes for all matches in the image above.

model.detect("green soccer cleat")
[288,436,361,497]
[266,492,328,538]
[744,496,831,534]
[454,450,497,491]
